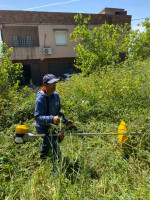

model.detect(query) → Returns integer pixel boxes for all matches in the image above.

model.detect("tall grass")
[58,58,150,128]
[1,59,150,199]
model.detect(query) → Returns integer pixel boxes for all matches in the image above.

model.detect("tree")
[0,42,23,96]
[128,17,150,61]
[0,42,23,129]
[70,14,131,75]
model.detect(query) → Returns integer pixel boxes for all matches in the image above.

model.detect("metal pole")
[28,132,144,138]
[54,132,143,136]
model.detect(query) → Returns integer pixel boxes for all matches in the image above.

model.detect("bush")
[0,86,36,131]
[128,17,150,61]
[1,59,150,199]
[0,43,37,130]
[57,59,150,126]
[70,14,130,75]
[0,42,23,95]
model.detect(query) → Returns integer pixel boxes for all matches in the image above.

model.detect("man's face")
[44,82,56,95]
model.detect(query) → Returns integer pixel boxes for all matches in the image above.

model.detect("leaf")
[145,177,150,182]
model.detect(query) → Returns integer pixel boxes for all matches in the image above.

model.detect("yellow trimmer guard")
[118,121,128,146]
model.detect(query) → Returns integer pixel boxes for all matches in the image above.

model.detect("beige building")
[0,8,131,85]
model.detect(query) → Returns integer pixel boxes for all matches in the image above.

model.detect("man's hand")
[53,116,60,125]
[65,120,73,126]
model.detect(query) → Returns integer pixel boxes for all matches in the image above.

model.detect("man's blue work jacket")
[34,91,67,133]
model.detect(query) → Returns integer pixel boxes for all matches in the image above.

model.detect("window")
[2,26,39,47]
[13,35,32,47]
[55,31,67,45]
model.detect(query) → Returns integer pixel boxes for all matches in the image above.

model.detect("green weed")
[1,59,150,199]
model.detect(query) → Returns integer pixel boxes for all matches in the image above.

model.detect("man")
[34,74,73,164]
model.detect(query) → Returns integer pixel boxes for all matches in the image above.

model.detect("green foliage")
[128,17,150,61]
[58,59,150,127]
[1,122,150,199]
[70,14,131,74]
[0,87,36,131]
[0,42,23,130]
[0,42,23,95]
[71,15,150,74]
[0,43,36,131]
[1,26,150,199]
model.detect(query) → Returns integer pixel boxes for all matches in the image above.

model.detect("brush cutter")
[14,112,65,144]
[14,121,143,146]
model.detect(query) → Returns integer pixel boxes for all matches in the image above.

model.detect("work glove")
[65,120,73,126]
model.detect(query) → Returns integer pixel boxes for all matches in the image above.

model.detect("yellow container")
[15,125,29,135]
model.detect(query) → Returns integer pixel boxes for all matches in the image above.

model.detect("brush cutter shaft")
[28,133,46,137]
[51,132,143,136]
[14,132,46,144]
[14,122,149,147]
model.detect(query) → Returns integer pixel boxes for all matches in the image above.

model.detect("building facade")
[0,8,131,85]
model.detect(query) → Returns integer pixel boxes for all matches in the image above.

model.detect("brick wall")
[0,10,131,25]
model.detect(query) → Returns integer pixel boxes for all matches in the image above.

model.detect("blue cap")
[43,74,59,84]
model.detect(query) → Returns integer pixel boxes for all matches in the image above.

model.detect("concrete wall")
[2,24,76,60]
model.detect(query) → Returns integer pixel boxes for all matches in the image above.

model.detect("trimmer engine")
[14,125,30,144]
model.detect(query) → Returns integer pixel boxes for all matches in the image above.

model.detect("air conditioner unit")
[43,48,52,55]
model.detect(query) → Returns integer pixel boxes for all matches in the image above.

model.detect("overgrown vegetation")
[128,17,150,61]
[70,14,130,74]
[0,17,150,199]
[71,15,150,74]
[0,43,36,131]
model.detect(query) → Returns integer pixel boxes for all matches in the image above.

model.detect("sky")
[0,0,149,30]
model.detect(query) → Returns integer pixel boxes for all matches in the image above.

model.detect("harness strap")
[46,96,49,116]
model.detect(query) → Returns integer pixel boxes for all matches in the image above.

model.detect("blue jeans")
[35,126,61,163]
